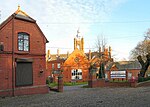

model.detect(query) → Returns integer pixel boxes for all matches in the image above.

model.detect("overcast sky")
[1,0,150,61]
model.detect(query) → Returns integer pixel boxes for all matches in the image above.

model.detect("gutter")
[12,15,15,96]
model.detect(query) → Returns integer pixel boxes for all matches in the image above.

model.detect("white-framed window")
[52,64,54,69]
[57,63,60,69]
[71,69,82,80]
[18,32,29,51]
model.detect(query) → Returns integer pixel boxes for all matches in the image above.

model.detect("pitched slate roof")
[48,54,69,61]
[14,13,35,22]
[0,6,49,43]
[14,6,36,22]
[105,61,141,71]
[0,6,35,29]
[50,51,89,61]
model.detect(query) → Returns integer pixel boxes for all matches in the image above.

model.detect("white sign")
[111,71,126,79]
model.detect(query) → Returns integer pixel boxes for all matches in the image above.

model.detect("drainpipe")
[12,15,15,96]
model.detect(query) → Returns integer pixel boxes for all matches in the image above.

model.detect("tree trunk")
[137,54,150,77]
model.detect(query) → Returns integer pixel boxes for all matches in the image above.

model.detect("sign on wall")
[111,71,126,79]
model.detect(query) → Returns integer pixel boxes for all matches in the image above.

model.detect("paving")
[0,85,150,107]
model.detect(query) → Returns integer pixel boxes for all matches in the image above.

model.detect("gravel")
[0,86,150,107]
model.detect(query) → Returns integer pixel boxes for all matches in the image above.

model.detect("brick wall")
[106,67,140,81]
[0,15,48,96]
[0,85,49,97]
[88,71,138,88]
[0,54,12,91]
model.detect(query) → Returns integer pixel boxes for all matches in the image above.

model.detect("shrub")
[46,78,50,84]
[138,77,150,82]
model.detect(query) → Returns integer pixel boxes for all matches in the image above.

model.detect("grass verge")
[48,82,88,88]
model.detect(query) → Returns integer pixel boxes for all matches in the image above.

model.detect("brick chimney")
[47,50,51,61]
[67,51,69,58]
[89,49,91,60]
[57,49,60,57]
[104,48,108,60]
[99,47,101,53]
[47,50,50,57]
[109,46,111,59]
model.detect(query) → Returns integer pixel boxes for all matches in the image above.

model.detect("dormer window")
[18,32,29,51]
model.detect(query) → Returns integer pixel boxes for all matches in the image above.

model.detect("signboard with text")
[111,71,126,79]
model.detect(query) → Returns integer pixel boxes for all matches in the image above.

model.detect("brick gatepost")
[130,76,138,88]
[58,74,63,92]
[88,69,97,88]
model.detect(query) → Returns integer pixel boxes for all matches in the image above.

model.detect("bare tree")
[93,35,108,79]
[130,29,150,61]
[95,35,107,54]
[137,53,150,77]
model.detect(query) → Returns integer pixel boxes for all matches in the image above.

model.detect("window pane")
[24,35,29,40]
[57,63,60,68]
[18,39,23,51]
[52,64,54,69]
[24,40,29,51]
[18,43,23,50]
[18,35,23,39]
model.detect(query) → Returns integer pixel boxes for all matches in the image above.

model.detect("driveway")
[0,86,150,107]
[63,84,87,91]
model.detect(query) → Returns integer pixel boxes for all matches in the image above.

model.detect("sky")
[0,0,150,61]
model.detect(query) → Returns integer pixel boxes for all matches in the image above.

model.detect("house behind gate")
[0,6,49,96]
[46,30,89,83]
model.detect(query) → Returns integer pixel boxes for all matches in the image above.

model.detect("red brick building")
[47,59,65,82]
[0,6,49,96]
[46,30,114,82]
[63,49,89,82]
[46,30,89,82]
[62,30,89,82]
[105,61,141,81]
[46,49,68,82]
[87,46,113,78]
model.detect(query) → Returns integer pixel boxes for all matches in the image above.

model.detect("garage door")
[16,62,33,86]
